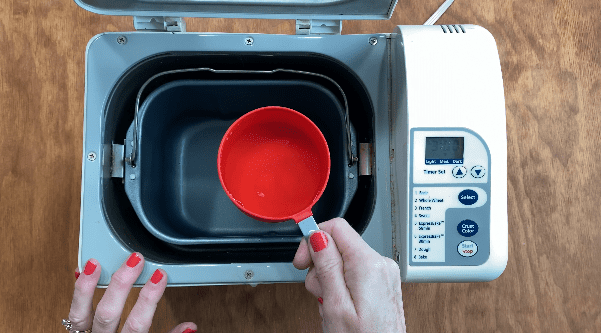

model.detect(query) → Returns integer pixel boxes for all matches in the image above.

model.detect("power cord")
[424,0,455,25]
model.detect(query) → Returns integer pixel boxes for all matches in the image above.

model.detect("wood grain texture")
[1,0,600,332]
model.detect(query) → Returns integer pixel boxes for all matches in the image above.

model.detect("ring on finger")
[62,319,92,333]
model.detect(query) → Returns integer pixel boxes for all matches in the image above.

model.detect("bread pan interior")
[101,52,375,263]
[124,78,356,244]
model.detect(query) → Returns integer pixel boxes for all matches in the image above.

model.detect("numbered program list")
[412,188,445,262]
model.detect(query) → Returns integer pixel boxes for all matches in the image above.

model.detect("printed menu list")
[412,188,445,262]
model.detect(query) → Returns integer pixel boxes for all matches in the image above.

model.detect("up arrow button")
[452,166,467,178]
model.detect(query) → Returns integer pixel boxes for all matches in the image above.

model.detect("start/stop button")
[457,240,478,257]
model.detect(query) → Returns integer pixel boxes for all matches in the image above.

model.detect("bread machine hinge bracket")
[133,16,187,32]
[111,143,125,179]
[359,143,373,176]
[295,19,342,35]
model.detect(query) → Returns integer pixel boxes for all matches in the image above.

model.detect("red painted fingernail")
[310,231,328,253]
[84,261,96,275]
[182,328,197,333]
[151,269,163,284]
[75,271,80,280]
[126,253,141,268]
[318,297,323,304]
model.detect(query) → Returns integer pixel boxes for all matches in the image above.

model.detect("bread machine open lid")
[74,0,399,20]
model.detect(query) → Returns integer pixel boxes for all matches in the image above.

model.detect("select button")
[458,189,478,205]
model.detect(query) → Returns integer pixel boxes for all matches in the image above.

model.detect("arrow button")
[470,166,486,178]
[452,166,467,178]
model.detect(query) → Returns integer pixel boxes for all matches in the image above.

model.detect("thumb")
[307,231,355,314]
[167,322,197,333]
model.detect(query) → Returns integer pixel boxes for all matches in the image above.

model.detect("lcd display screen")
[425,137,464,165]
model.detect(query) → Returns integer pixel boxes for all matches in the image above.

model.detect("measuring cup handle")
[297,216,320,238]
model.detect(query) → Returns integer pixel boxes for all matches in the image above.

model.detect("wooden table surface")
[1,0,600,332]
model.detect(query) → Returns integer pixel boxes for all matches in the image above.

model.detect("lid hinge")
[133,16,186,32]
[295,19,342,35]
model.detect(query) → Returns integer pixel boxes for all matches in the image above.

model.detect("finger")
[315,218,380,265]
[69,259,101,332]
[304,264,323,300]
[92,252,145,333]
[121,269,168,333]
[167,322,198,333]
[322,220,397,301]
[293,236,311,270]
[293,217,377,271]
[307,230,356,317]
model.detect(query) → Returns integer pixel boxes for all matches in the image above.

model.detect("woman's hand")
[68,252,197,333]
[293,218,407,333]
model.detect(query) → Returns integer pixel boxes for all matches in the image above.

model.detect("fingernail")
[182,328,197,333]
[318,297,323,304]
[151,269,163,284]
[126,253,141,268]
[75,271,80,280]
[309,231,328,253]
[84,260,97,275]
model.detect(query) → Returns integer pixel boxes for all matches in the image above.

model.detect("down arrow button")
[470,166,486,178]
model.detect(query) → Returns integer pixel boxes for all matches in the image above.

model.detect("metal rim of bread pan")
[126,68,357,168]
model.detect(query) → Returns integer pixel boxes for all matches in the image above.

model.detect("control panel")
[409,128,491,266]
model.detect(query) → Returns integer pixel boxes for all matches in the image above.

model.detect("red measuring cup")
[217,106,330,237]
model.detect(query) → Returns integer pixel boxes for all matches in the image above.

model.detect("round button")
[471,166,486,178]
[452,166,467,178]
[457,220,479,237]
[457,240,478,257]
[458,189,478,205]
